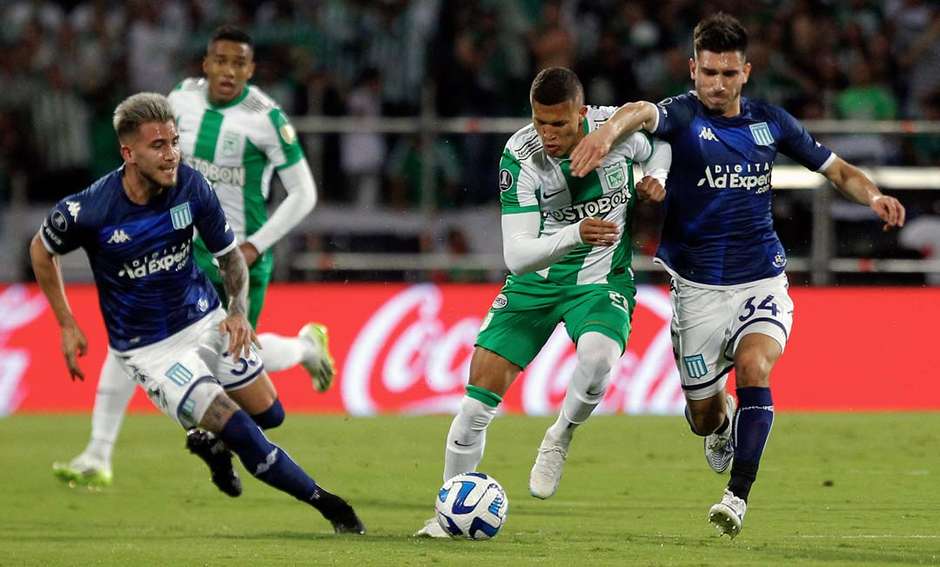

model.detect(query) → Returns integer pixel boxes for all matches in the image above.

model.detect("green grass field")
[2,413,939,566]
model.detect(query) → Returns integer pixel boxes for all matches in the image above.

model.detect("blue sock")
[251,399,285,430]
[728,387,774,502]
[218,410,318,503]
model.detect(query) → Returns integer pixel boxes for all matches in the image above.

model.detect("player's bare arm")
[217,246,258,357]
[238,242,260,267]
[570,101,658,177]
[579,218,620,246]
[636,176,666,203]
[823,157,906,231]
[29,233,87,380]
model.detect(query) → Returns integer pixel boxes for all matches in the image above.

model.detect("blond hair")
[113,92,175,141]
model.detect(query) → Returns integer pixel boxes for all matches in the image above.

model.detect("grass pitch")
[1,413,939,566]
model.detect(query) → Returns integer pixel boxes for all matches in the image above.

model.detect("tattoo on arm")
[199,393,240,433]
[217,248,249,316]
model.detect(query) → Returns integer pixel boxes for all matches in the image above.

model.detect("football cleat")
[705,394,736,473]
[52,454,113,488]
[298,323,336,393]
[185,429,242,497]
[529,435,568,499]
[310,487,366,534]
[414,516,449,538]
[708,489,747,538]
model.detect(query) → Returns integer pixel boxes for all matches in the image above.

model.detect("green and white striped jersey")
[499,105,655,286]
[168,78,303,244]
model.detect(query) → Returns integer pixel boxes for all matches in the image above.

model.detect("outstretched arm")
[216,247,258,358]
[570,101,659,177]
[29,233,87,380]
[822,157,906,231]
[242,159,318,266]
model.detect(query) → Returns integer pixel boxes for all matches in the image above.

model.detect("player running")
[32,92,363,533]
[52,26,334,493]
[569,13,905,538]
[416,67,671,537]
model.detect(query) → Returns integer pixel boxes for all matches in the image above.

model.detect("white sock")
[546,332,620,447]
[258,333,314,372]
[443,395,498,482]
[84,352,135,465]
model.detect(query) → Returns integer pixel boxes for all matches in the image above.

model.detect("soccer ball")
[435,472,509,539]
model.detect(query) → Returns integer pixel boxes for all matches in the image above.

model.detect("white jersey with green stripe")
[499,105,654,286]
[168,78,303,243]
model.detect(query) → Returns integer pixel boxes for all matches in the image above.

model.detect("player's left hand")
[239,242,260,267]
[870,195,906,231]
[219,313,259,359]
[636,176,666,202]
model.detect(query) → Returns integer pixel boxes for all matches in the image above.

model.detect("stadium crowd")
[1,0,939,281]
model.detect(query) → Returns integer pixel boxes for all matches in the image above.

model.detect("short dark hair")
[209,25,253,50]
[693,13,748,57]
[530,67,583,106]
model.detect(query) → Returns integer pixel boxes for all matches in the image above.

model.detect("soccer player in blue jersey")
[568,13,905,538]
[29,92,364,534]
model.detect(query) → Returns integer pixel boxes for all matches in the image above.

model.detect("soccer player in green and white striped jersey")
[53,27,335,493]
[416,67,672,537]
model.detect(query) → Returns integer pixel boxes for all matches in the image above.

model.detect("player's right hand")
[219,313,259,359]
[570,128,614,177]
[61,322,88,381]
[579,218,620,247]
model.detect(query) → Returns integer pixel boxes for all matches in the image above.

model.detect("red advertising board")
[1,283,939,415]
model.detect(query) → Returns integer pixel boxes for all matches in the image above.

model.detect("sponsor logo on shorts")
[773,252,787,268]
[544,187,630,223]
[491,293,508,310]
[683,354,709,379]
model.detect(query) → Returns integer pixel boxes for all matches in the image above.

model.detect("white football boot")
[414,516,449,538]
[704,394,736,473]
[708,489,747,538]
[529,435,568,499]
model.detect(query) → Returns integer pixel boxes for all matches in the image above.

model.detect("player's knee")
[251,398,285,430]
[576,333,620,390]
[735,351,773,387]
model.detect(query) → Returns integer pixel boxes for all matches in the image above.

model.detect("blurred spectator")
[910,90,940,166]
[340,68,385,209]
[386,135,461,210]
[899,200,940,284]
[529,0,576,71]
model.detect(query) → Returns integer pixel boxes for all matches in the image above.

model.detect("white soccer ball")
[435,472,509,539]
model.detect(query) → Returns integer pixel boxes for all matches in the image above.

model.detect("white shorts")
[670,273,794,401]
[112,308,265,428]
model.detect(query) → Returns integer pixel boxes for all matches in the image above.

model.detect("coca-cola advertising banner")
[2,283,939,416]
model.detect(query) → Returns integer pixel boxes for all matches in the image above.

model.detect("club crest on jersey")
[604,163,626,189]
[749,122,775,146]
[221,131,241,158]
[498,169,514,192]
[170,203,192,230]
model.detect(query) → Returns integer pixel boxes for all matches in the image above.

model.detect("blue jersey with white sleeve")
[651,92,835,286]
[39,163,237,351]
